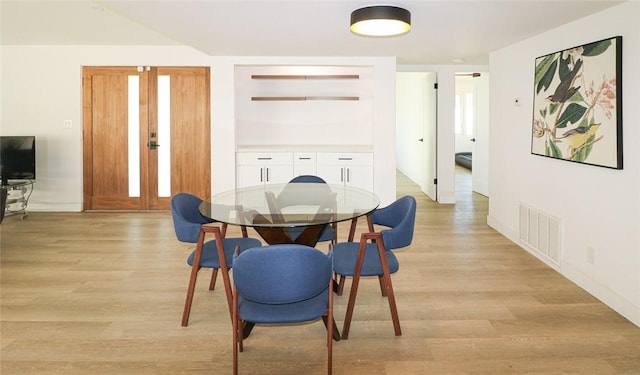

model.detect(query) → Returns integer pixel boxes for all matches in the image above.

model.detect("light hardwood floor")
[2,171,639,374]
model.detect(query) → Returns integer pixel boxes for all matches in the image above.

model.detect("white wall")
[0,46,211,211]
[488,1,640,327]
[0,47,397,210]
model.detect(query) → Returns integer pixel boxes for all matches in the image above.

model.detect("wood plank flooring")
[2,170,639,374]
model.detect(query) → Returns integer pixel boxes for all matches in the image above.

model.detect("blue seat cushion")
[238,288,329,323]
[332,242,399,277]
[187,237,262,268]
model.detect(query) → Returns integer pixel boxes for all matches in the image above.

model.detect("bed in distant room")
[455,152,472,170]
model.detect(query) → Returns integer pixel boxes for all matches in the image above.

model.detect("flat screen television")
[0,136,36,185]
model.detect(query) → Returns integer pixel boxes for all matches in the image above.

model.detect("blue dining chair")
[231,244,334,375]
[279,175,337,246]
[330,195,416,339]
[170,192,262,326]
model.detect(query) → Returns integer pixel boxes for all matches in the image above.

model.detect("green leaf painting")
[556,103,587,129]
[531,36,622,169]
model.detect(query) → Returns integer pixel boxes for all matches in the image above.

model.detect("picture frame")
[531,36,622,169]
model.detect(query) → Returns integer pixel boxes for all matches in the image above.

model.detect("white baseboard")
[26,202,82,212]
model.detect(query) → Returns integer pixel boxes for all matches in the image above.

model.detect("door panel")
[83,67,146,210]
[159,67,210,208]
[83,66,210,210]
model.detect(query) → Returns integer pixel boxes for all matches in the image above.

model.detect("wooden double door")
[82,66,210,210]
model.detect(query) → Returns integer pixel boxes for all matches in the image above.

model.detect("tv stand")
[0,180,33,223]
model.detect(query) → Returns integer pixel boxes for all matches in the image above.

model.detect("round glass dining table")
[199,182,380,247]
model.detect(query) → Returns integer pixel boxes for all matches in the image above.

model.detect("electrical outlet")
[63,120,73,129]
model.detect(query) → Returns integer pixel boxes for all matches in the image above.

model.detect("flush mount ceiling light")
[350,5,411,37]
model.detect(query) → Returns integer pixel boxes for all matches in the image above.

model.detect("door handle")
[470,138,476,142]
[147,141,160,150]
[418,138,424,142]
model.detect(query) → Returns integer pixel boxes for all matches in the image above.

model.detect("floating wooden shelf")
[251,74,360,80]
[251,96,359,101]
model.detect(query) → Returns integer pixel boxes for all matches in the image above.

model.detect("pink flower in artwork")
[587,76,616,119]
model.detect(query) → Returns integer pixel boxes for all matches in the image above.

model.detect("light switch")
[63,120,73,129]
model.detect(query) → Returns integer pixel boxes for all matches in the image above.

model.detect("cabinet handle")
[298,157,311,160]
[340,167,344,182]
[266,167,270,182]
[338,157,353,161]
[347,168,350,182]
[257,157,272,160]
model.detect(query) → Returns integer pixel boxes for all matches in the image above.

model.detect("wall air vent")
[518,203,562,265]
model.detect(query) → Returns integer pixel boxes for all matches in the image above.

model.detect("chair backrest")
[277,175,333,208]
[170,192,212,243]
[289,175,327,184]
[369,195,416,250]
[233,244,332,304]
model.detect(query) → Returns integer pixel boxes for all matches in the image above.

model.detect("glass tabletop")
[199,183,380,228]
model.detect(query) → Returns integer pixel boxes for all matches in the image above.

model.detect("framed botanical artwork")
[531,36,622,169]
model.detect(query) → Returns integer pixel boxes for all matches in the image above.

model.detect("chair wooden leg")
[182,229,208,327]
[232,286,239,375]
[196,226,235,323]
[341,237,368,339]
[335,274,346,295]
[327,277,333,375]
[321,316,341,341]
[212,231,235,323]
[209,268,218,290]
[181,265,200,327]
[378,275,387,296]
[376,241,401,336]
[221,223,228,238]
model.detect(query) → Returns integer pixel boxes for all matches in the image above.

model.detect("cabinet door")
[344,165,373,191]
[237,165,265,188]
[264,165,294,184]
[316,165,374,191]
[316,164,344,186]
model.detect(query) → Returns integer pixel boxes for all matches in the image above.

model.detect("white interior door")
[422,73,438,200]
[395,72,437,201]
[472,73,490,197]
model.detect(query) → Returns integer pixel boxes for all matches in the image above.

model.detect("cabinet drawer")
[316,152,373,165]
[293,152,316,165]
[236,152,293,165]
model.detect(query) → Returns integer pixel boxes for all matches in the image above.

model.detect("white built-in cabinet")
[236,152,294,187]
[236,151,373,191]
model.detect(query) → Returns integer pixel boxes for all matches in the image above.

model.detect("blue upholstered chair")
[231,244,334,375]
[278,175,337,246]
[170,192,262,326]
[330,195,416,339]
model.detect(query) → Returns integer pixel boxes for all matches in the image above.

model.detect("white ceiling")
[0,0,625,65]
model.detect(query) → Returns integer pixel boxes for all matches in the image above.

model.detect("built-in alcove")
[234,65,374,147]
